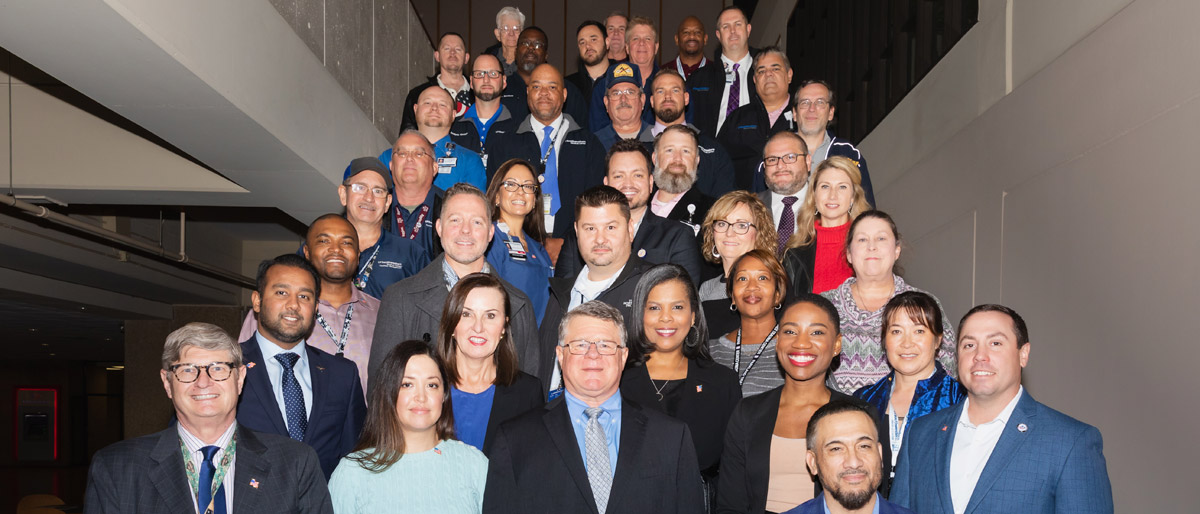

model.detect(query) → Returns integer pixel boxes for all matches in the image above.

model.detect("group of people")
[83,5,1114,514]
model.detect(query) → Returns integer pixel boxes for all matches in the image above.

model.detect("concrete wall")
[270,0,436,140]
[859,0,1194,510]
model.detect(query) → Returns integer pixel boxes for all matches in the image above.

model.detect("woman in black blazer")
[620,264,741,512]
[436,273,543,456]
[716,293,889,514]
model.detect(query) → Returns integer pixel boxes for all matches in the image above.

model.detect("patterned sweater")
[820,275,957,394]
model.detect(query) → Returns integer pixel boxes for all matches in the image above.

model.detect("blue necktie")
[275,352,307,441]
[197,445,227,514]
[540,125,561,214]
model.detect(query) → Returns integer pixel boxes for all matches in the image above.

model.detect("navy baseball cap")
[604,62,642,91]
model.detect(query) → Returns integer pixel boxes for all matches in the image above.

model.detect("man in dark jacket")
[686,6,758,138]
[649,69,737,198]
[719,47,796,191]
[400,32,473,132]
[793,79,875,206]
[649,125,717,235]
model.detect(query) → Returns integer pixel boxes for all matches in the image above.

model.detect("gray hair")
[161,322,242,370]
[395,128,434,154]
[496,6,525,29]
[557,300,627,348]
[753,46,791,74]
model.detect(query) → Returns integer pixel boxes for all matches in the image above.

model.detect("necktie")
[275,352,307,441]
[540,125,561,214]
[726,63,742,116]
[778,196,798,257]
[584,407,612,513]
[197,445,227,514]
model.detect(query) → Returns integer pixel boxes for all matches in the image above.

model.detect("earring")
[711,246,720,258]
[730,302,738,312]
[775,303,782,310]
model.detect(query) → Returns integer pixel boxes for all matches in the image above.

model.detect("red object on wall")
[14,387,58,461]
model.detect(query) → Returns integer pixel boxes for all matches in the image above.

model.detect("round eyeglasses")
[168,362,237,383]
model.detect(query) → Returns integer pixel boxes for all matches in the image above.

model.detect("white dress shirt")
[255,333,314,427]
[178,422,237,514]
[716,52,753,133]
[949,386,1024,514]
[768,187,808,233]
[531,114,568,232]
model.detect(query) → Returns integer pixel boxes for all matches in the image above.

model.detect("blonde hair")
[788,156,872,248]
[700,191,777,265]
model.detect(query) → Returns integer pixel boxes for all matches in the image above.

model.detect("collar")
[436,74,470,94]
[178,420,238,452]
[720,52,753,69]
[564,389,623,416]
[959,386,1024,428]
[254,331,308,365]
[575,262,627,290]
[518,112,580,134]
[318,287,372,310]
[441,258,491,290]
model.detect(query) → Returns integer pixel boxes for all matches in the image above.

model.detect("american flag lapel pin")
[246,362,256,369]
[941,425,948,431]
[250,478,259,489]
[433,447,442,455]
[695,385,703,393]
[1017,423,1028,433]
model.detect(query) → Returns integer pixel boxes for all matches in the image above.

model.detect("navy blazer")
[784,492,914,514]
[891,390,1114,514]
[236,338,366,479]
[483,114,607,238]
[482,396,705,514]
[84,425,332,514]
[555,209,703,286]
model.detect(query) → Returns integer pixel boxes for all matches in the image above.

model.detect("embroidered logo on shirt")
[377,261,405,270]
[566,139,587,145]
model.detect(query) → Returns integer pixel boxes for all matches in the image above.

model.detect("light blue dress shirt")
[254,332,314,423]
[564,390,622,476]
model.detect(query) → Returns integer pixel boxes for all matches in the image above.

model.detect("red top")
[812,220,854,293]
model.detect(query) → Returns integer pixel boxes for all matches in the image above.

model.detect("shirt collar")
[530,114,565,134]
[441,257,491,290]
[254,331,308,364]
[178,420,237,452]
[721,52,753,69]
[564,389,623,417]
[436,74,470,94]
[959,385,1024,428]
[318,287,371,309]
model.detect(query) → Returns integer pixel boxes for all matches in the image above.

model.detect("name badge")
[436,157,457,174]
[504,238,527,261]
[543,193,554,216]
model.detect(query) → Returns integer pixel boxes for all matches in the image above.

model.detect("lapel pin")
[941,425,948,431]
[316,365,325,372]
[246,362,256,369]
[1017,423,1028,433]
[696,385,703,393]
[433,447,442,455]
[637,249,646,258]
[250,478,260,489]
[537,175,545,183]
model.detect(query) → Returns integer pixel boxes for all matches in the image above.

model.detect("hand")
[544,237,565,266]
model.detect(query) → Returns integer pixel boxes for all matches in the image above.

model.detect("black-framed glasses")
[501,180,538,194]
[169,362,237,383]
[560,339,624,355]
[713,220,755,235]
[471,70,503,79]
[762,153,805,167]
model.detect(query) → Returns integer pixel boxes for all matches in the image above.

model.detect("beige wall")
[859,0,1194,510]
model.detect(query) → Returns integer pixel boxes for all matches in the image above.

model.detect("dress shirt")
[178,422,237,514]
[549,263,627,393]
[255,332,314,423]
[239,289,378,392]
[716,53,753,133]
[442,259,491,291]
[564,390,622,476]
[949,386,1024,514]
[769,189,807,233]
[650,190,687,219]
[531,114,569,231]
[652,121,669,136]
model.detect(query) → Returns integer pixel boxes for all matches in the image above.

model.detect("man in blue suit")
[891,304,1113,514]
[237,253,367,479]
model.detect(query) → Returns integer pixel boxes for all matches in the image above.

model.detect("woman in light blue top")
[329,341,486,514]
[484,159,553,325]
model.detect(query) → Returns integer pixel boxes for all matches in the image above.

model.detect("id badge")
[436,157,457,174]
[504,238,527,261]
[543,193,553,215]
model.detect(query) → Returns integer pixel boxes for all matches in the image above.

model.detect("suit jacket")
[236,339,366,479]
[891,390,1113,514]
[718,96,796,191]
[716,387,890,514]
[619,358,741,474]
[537,257,653,393]
[784,492,914,514]
[663,188,716,234]
[555,210,703,286]
[483,114,607,238]
[369,255,542,391]
[481,372,545,456]
[482,396,705,514]
[84,425,332,514]
[686,49,761,138]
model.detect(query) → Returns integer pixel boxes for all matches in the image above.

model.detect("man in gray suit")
[369,182,540,394]
[757,131,811,257]
[84,322,331,514]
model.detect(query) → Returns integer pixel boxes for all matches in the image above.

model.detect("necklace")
[650,378,669,402]
[852,282,888,312]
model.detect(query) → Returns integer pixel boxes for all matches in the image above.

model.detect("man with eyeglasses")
[556,139,703,286]
[237,253,367,480]
[85,322,334,513]
[649,68,737,198]
[536,186,651,398]
[484,300,704,514]
[566,20,610,116]
[756,131,811,257]
[386,131,445,259]
[400,32,473,133]
[594,63,653,150]
[793,80,875,206]
[718,47,796,191]
[587,16,659,133]
[500,27,588,129]
[461,54,513,149]
[482,6,524,77]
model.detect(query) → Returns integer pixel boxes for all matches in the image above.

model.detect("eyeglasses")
[560,339,625,355]
[499,25,522,33]
[796,98,831,110]
[393,149,430,160]
[346,182,389,198]
[169,362,236,383]
[471,70,503,79]
[518,40,546,49]
[713,220,755,235]
[501,180,538,194]
[607,88,641,98]
[762,153,805,167]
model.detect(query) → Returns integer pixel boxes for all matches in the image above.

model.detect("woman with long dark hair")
[484,158,553,325]
[329,341,486,513]
[620,264,740,511]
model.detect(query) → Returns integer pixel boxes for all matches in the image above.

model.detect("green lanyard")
[180,431,237,513]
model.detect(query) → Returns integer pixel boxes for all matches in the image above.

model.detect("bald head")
[528,63,567,124]
[675,16,707,59]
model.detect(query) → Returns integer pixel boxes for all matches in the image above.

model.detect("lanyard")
[396,204,430,240]
[180,432,237,514]
[539,122,561,167]
[314,303,355,356]
[888,403,907,456]
[733,324,779,386]
[353,246,381,291]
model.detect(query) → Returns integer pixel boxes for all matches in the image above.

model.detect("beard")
[654,105,684,123]
[826,469,880,510]
[582,50,606,67]
[259,311,311,345]
[475,90,500,102]
[767,170,806,196]
[653,164,697,194]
